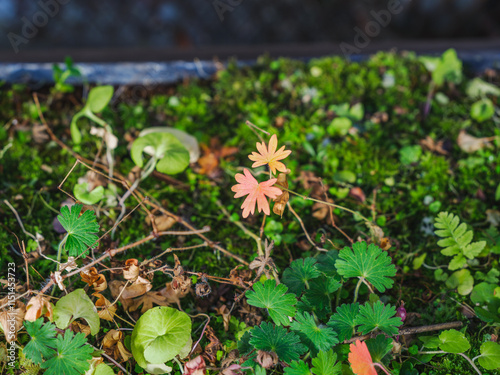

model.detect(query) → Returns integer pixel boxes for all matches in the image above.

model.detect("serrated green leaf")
[365,334,393,363]
[335,241,396,292]
[438,330,470,354]
[250,322,307,364]
[57,204,99,257]
[284,360,311,375]
[131,132,190,175]
[40,330,93,375]
[283,258,321,295]
[53,289,100,335]
[86,85,114,113]
[290,312,338,354]
[311,349,342,375]
[246,280,297,326]
[419,335,441,349]
[327,303,359,341]
[316,250,340,276]
[297,276,339,321]
[478,341,500,370]
[357,301,402,336]
[23,318,57,365]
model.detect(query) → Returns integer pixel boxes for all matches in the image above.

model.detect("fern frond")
[434,212,486,270]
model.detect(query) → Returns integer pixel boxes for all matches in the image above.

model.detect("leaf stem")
[353,277,364,303]
[275,185,371,223]
[374,362,392,375]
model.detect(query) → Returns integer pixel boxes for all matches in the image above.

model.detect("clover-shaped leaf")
[131,132,190,175]
[357,301,402,337]
[246,280,297,326]
[335,241,396,293]
[53,289,100,335]
[40,330,93,375]
[249,322,306,364]
[57,204,99,257]
[327,303,359,342]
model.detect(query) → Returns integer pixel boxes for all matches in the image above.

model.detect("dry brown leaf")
[81,267,108,292]
[32,123,49,143]
[123,259,140,281]
[419,136,449,155]
[103,329,132,362]
[203,326,222,364]
[273,173,289,217]
[457,130,495,153]
[215,305,231,332]
[109,277,152,303]
[24,295,53,322]
[380,237,392,251]
[0,301,25,343]
[94,293,117,322]
[71,321,91,337]
[145,212,176,232]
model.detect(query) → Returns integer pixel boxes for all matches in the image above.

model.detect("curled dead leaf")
[71,321,91,337]
[184,355,206,375]
[81,267,107,292]
[24,295,53,322]
[273,173,289,217]
[145,212,176,232]
[103,329,132,362]
[94,293,117,322]
[256,350,278,369]
[123,259,140,281]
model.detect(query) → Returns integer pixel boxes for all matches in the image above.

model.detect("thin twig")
[287,202,328,252]
[344,321,463,344]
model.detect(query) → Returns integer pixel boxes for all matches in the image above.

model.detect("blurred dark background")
[1,0,499,61]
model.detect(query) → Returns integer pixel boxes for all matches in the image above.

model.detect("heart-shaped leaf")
[131,132,190,175]
[74,183,104,205]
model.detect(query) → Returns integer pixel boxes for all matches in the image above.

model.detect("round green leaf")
[478,341,500,370]
[445,269,474,296]
[471,282,497,305]
[53,289,100,335]
[74,183,104,205]
[471,98,495,123]
[130,132,190,175]
[86,86,114,113]
[131,306,191,368]
[438,329,470,354]
[94,363,115,375]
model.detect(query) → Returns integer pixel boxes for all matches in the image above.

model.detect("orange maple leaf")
[349,340,377,375]
[249,134,291,175]
[231,168,282,218]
